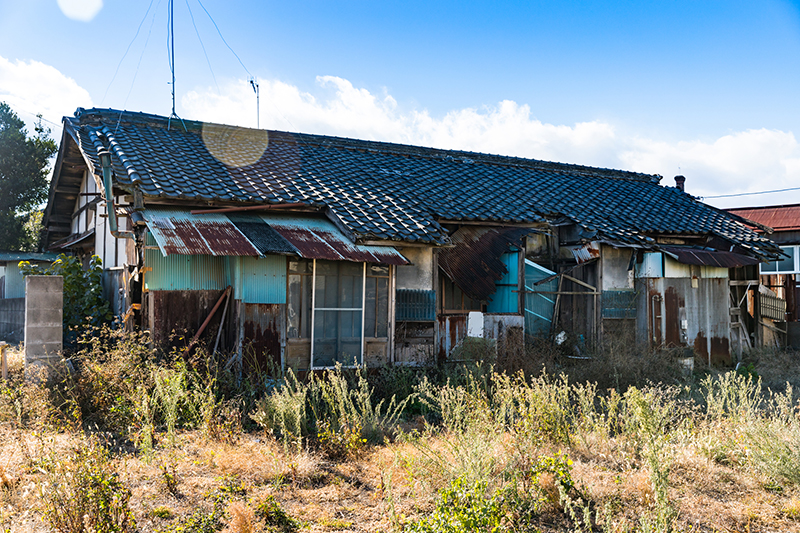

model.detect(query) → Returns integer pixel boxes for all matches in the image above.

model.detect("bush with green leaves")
[38,440,136,533]
[20,254,111,348]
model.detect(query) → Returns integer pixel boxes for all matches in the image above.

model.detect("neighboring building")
[727,204,800,347]
[0,251,58,343]
[41,108,779,369]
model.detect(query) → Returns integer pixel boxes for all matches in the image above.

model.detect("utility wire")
[185,0,220,95]
[100,0,156,106]
[195,0,252,77]
[703,186,800,199]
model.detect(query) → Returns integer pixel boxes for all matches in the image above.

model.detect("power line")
[121,0,162,111]
[100,0,156,106]
[703,186,800,199]
[185,0,220,95]
[195,0,252,77]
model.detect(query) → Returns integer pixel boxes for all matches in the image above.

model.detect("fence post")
[0,342,6,380]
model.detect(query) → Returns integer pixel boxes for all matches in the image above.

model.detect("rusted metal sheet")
[242,303,284,373]
[261,213,409,265]
[728,205,800,232]
[567,242,601,264]
[661,246,759,268]
[438,226,531,302]
[149,289,228,351]
[437,315,467,359]
[144,207,260,256]
[664,286,682,347]
[144,207,409,264]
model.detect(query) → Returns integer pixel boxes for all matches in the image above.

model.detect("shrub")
[38,441,136,533]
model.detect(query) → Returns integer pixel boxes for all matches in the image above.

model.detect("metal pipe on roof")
[98,149,134,240]
[190,203,311,215]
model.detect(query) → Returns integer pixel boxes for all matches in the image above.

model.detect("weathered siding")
[638,277,731,365]
[235,256,287,304]
[241,303,284,371]
[0,298,25,343]
[148,289,229,351]
[145,246,228,291]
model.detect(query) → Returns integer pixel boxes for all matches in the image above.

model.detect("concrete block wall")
[24,276,63,373]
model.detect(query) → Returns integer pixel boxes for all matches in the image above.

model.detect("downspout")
[97,149,134,240]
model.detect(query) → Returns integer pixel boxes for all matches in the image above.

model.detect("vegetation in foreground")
[0,328,799,532]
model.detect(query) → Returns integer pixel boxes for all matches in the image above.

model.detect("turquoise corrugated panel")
[5,263,25,299]
[145,234,228,290]
[487,251,519,313]
[239,255,287,304]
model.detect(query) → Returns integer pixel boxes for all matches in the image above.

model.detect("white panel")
[636,252,663,278]
[701,266,728,278]
[664,256,691,278]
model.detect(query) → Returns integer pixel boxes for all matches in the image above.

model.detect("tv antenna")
[249,77,260,129]
[167,0,186,131]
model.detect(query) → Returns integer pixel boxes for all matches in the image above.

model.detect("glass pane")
[288,274,302,338]
[289,259,311,274]
[376,277,389,337]
[777,247,795,272]
[365,277,377,337]
[761,261,777,273]
[369,264,389,277]
[313,309,362,367]
[287,274,312,338]
[315,260,362,308]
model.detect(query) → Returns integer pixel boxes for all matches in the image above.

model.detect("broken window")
[287,259,391,367]
[440,273,483,313]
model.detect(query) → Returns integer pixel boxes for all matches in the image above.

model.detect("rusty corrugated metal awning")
[661,246,760,268]
[438,226,533,301]
[259,213,409,265]
[142,207,408,264]
[143,208,262,256]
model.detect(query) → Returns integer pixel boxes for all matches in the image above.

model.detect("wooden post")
[0,342,7,380]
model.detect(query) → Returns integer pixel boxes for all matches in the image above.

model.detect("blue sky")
[1,0,799,208]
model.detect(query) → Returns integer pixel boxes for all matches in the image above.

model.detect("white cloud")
[0,56,92,133]
[185,75,800,208]
[57,0,103,22]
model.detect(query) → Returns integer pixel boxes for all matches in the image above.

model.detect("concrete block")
[24,275,63,375]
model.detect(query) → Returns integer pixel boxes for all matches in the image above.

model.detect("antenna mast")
[250,77,260,128]
[167,0,185,131]
[170,0,176,117]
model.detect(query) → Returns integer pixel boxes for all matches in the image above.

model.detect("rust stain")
[664,286,681,347]
[273,225,408,264]
[242,303,283,373]
[151,289,228,352]
[710,336,731,366]
[693,331,708,362]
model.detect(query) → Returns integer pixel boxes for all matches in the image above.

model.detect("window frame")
[760,245,799,275]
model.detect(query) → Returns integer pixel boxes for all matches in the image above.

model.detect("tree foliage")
[0,102,57,251]
[20,254,112,348]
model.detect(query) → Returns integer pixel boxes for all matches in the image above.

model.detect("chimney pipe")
[674,175,686,192]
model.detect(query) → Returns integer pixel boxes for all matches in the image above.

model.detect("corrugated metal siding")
[4,263,25,299]
[487,251,519,313]
[239,255,287,304]
[145,235,229,290]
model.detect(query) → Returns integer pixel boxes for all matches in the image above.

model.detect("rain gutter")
[98,149,134,240]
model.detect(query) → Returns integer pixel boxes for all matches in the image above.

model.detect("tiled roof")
[727,204,800,233]
[61,107,779,258]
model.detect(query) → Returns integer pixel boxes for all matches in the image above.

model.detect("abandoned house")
[727,203,800,348]
[40,108,781,370]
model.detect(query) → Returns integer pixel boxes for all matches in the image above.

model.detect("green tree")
[0,102,57,251]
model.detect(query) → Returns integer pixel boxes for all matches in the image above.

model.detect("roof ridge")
[72,107,661,184]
